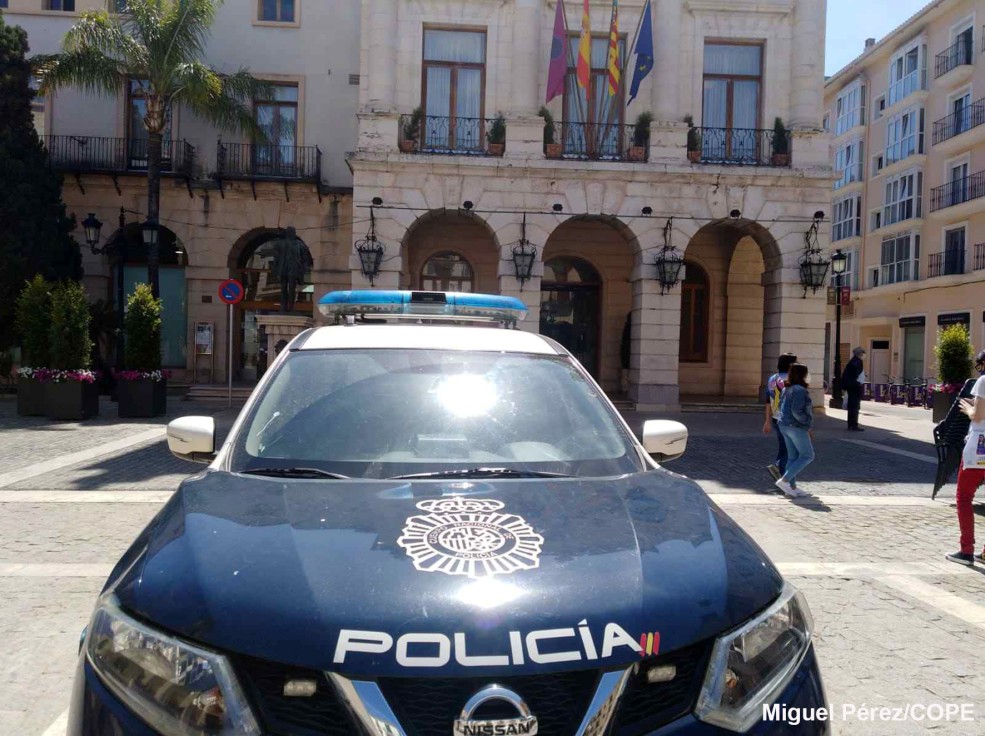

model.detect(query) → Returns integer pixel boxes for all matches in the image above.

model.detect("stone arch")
[400,210,500,293]
[541,216,636,393]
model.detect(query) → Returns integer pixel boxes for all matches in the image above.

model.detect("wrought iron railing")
[215,141,321,181]
[934,36,974,78]
[929,170,985,212]
[932,96,985,145]
[399,115,503,155]
[928,250,965,278]
[688,127,790,166]
[974,242,985,271]
[42,135,193,175]
[544,121,648,162]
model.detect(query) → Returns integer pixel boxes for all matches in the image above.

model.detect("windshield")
[230,348,644,479]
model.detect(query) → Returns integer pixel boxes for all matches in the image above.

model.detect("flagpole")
[624,0,647,80]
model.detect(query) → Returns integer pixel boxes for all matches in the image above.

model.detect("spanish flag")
[576,0,592,90]
[606,0,620,96]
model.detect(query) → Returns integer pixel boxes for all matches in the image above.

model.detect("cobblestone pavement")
[1,399,983,735]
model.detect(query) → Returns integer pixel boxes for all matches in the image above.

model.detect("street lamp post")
[828,249,849,408]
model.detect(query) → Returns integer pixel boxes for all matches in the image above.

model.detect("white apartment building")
[824,0,985,386]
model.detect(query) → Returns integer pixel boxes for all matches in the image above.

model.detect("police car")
[69,291,827,736]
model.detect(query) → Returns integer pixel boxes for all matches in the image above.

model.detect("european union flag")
[627,0,653,105]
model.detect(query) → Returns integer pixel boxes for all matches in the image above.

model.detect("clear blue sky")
[825,0,931,75]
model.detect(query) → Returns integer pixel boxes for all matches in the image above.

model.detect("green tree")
[123,283,162,372]
[15,275,53,367]
[0,13,81,352]
[935,324,974,386]
[50,281,92,370]
[35,0,269,299]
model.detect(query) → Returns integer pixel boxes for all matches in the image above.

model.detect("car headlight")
[86,595,260,736]
[694,583,814,732]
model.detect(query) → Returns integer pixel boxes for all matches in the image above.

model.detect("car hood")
[113,470,782,677]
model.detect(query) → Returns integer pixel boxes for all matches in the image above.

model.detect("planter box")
[487,143,505,157]
[17,377,46,416]
[45,380,99,421]
[627,146,647,162]
[687,149,702,163]
[771,153,790,166]
[398,139,417,153]
[544,143,563,159]
[932,390,958,423]
[118,378,167,418]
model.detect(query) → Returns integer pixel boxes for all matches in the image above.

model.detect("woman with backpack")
[946,350,985,566]
[776,363,814,498]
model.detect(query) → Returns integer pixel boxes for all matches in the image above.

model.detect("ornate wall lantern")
[82,213,104,253]
[356,206,386,285]
[798,212,830,296]
[654,218,684,294]
[510,214,538,288]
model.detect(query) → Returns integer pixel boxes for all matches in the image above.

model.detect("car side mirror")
[641,420,688,462]
[167,416,216,464]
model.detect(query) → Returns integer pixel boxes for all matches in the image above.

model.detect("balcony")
[934,36,974,82]
[688,127,790,167]
[932,97,985,152]
[539,121,648,162]
[927,249,965,278]
[398,115,503,156]
[929,170,985,218]
[215,142,322,197]
[43,135,194,177]
[974,242,985,271]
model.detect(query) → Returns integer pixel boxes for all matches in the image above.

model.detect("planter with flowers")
[118,284,168,418]
[932,324,974,423]
[14,276,53,416]
[45,281,99,421]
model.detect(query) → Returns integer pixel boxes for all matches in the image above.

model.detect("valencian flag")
[606,0,620,95]
[546,0,568,102]
[627,0,653,105]
[576,0,592,90]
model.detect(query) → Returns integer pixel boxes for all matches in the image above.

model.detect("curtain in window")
[456,68,482,148]
[425,30,485,63]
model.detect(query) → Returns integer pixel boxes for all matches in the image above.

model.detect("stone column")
[762,276,827,409]
[629,277,682,410]
[652,0,682,124]
[790,0,825,130]
[365,0,398,112]
[511,0,542,117]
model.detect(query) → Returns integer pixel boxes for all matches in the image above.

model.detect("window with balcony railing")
[932,95,984,145]
[834,139,863,189]
[927,228,966,278]
[884,107,923,166]
[421,28,488,154]
[935,27,973,78]
[883,170,921,225]
[832,194,861,242]
[930,168,985,212]
[879,231,920,285]
[974,242,985,271]
[888,42,927,107]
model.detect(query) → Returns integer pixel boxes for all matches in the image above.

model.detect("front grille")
[234,656,356,736]
[377,670,601,736]
[613,639,712,736]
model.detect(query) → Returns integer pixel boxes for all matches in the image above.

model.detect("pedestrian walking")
[841,346,866,431]
[946,350,985,566]
[775,363,814,498]
[763,353,798,481]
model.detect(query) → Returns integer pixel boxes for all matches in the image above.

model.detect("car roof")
[299,324,563,355]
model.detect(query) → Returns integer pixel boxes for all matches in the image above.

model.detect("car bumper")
[69,645,828,736]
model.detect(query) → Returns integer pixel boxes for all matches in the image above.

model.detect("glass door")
[539,257,602,377]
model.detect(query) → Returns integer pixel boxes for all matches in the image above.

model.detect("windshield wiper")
[389,467,570,480]
[240,467,350,480]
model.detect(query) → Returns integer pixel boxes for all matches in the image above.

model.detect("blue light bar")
[318,290,527,323]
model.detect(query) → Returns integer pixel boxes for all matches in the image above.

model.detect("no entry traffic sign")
[218,279,244,305]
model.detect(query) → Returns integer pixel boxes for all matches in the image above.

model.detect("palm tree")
[35,0,270,298]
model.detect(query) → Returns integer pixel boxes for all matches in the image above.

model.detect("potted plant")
[486,113,506,156]
[629,111,652,162]
[771,117,790,166]
[932,324,974,422]
[540,106,562,158]
[400,107,423,153]
[14,275,53,416]
[45,281,98,420]
[685,114,701,163]
[117,284,169,417]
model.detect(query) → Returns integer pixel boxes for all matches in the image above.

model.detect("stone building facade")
[350,0,832,408]
[824,0,985,386]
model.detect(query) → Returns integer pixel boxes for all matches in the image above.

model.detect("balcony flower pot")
[117,370,169,418]
[15,370,47,416]
[771,153,790,166]
[398,139,418,153]
[487,142,505,157]
[44,371,99,421]
[687,149,702,163]
[628,146,647,162]
[544,143,563,159]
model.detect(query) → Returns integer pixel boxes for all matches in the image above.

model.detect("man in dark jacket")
[841,346,866,431]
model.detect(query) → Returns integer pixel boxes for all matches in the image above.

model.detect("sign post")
[218,279,245,407]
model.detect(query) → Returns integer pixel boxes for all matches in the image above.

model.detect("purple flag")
[546,0,567,103]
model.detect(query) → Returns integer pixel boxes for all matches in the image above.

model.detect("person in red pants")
[947,351,985,566]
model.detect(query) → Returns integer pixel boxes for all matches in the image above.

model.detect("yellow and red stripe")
[606,0,620,96]
[639,630,661,657]
[576,0,592,90]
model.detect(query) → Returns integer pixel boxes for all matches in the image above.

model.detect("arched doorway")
[420,251,475,292]
[114,224,188,368]
[230,230,313,381]
[540,256,602,377]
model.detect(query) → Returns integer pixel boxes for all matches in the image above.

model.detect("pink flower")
[114,369,171,383]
